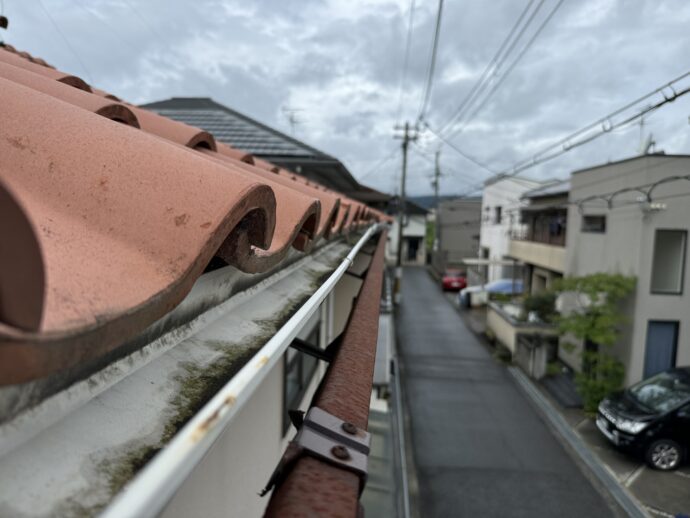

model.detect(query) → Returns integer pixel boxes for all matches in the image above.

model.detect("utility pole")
[393,121,418,304]
[431,148,441,259]
[432,148,441,210]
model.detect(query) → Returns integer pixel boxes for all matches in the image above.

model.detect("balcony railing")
[511,212,567,247]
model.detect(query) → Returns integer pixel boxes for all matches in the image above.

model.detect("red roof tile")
[0,48,90,91]
[0,46,387,385]
[0,60,139,127]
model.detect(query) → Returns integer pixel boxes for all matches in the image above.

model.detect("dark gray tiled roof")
[142,98,326,159]
[140,97,391,206]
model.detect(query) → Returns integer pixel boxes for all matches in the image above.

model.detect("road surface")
[397,267,616,517]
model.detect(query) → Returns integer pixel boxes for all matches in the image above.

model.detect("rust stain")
[189,395,237,443]
[190,407,222,444]
[257,356,269,368]
[174,213,190,227]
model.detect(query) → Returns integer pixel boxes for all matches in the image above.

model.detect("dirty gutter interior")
[0,226,380,517]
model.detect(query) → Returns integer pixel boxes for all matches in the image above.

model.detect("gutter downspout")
[102,223,384,518]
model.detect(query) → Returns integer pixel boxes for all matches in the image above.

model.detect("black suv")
[596,367,690,470]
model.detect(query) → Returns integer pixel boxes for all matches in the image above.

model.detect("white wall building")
[564,154,690,386]
[479,177,545,283]
[386,201,428,266]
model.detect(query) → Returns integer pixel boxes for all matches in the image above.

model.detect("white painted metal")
[101,224,383,518]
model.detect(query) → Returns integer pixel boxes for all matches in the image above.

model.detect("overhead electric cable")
[395,0,417,123]
[38,0,94,83]
[416,0,444,122]
[451,70,690,198]
[436,0,542,136]
[73,0,139,53]
[422,123,497,174]
[359,147,399,180]
[410,143,478,183]
[445,0,566,139]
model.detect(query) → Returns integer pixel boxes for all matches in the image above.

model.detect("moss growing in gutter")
[89,249,349,515]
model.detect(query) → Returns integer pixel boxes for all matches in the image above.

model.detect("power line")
[416,0,444,122]
[395,0,417,123]
[451,70,690,198]
[410,142,482,184]
[73,0,139,53]
[119,0,216,95]
[412,144,484,181]
[37,0,94,84]
[422,123,498,174]
[445,0,566,139]
[435,0,542,136]
[359,147,399,180]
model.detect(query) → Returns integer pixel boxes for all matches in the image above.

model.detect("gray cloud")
[3,0,690,196]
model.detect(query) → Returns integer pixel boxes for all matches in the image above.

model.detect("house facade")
[564,154,690,385]
[434,198,482,273]
[508,180,569,294]
[387,199,428,266]
[479,176,545,283]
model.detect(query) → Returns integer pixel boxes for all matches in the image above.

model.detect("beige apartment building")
[564,154,690,385]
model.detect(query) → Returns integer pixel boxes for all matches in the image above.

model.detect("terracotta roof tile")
[129,104,217,150]
[0,77,278,382]
[0,60,139,127]
[0,47,387,385]
[217,141,255,164]
[0,48,91,91]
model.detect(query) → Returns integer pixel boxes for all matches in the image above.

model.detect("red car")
[441,269,467,291]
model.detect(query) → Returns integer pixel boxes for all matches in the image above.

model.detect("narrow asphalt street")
[397,267,616,517]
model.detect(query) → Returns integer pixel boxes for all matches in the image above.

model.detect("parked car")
[457,278,523,307]
[596,367,690,470]
[441,269,467,291]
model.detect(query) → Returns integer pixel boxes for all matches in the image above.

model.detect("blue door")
[644,321,679,378]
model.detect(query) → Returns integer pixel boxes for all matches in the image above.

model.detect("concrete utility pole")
[393,121,418,304]
[431,148,441,259]
[432,148,441,209]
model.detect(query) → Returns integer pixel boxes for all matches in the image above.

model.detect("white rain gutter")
[102,223,383,518]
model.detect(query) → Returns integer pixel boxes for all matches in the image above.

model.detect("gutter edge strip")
[101,223,384,518]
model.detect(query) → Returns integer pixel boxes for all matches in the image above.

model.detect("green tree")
[553,273,636,413]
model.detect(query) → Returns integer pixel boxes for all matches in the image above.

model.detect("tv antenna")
[281,106,304,135]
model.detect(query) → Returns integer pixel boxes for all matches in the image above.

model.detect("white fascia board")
[0,229,379,518]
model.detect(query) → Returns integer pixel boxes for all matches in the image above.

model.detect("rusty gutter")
[101,223,383,518]
[264,230,387,518]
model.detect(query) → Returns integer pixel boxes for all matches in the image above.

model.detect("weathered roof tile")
[0,46,385,385]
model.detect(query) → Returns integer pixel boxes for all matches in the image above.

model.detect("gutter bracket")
[289,334,343,363]
[260,407,371,496]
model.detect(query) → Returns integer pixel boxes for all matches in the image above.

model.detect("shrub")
[553,273,636,414]
[523,292,557,323]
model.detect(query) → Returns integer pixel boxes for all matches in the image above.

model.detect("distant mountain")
[408,195,480,210]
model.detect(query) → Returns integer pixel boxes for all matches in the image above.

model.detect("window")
[495,206,502,224]
[581,215,606,233]
[651,230,687,294]
[283,325,321,434]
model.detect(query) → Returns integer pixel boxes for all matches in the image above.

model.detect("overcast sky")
[4,0,690,195]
